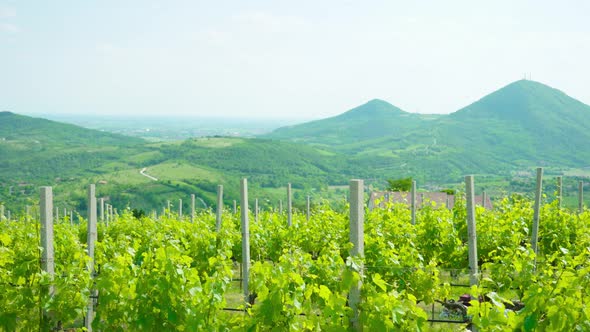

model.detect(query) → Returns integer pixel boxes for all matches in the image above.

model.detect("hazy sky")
[1,1,589,119]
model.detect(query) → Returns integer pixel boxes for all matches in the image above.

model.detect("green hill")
[435,80,590,168]
[0,111,144,147]
[266,80,590,180]
[445,79,590,147]
[265,99,440,148]
[4,79,590,214]
[0,113,358,214]
[0,112,145,181]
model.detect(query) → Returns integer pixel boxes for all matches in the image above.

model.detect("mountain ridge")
[265,98,435,146]
[265,79,590,177]
[3,79,590,213]
[0,111,144,147]
[450,80,590,121]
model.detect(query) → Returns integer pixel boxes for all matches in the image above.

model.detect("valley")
[2,80,590,215]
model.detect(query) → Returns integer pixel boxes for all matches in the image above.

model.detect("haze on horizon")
[1,0,589,120]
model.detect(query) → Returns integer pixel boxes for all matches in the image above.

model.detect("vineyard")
[1,178,590,331]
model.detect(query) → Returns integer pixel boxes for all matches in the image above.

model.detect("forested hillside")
[3,79,590,213]
[267,80,590,179]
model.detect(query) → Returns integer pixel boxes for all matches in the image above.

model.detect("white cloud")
[232,11,309,31]
[0,6,16,19]
[0,5,18,33]
[95,42,122,55]
[0,22,19,33]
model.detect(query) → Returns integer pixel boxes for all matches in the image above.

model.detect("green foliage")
[2,193,590,330]
[93,210,235,331]
[131,208,145,219]
[0,219,90,331]
[440,188,455,195]
[386,177,413,192]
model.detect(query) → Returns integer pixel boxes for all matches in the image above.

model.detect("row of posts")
[3,174,585,224]
[34,181,327,330]
[465,167,548,286]
[0,200,117,224]
[377,174,581,222]
[37,185,113,331]
[28,168,569,331]
[231,185,308,222]
[158,183,312,224]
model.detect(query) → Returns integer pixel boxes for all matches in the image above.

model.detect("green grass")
[563,168,590,177]
[131,151,165,164]
[190,137,245,148]
[147,162,222,182]
[95,169,151,186]
[145,140,185,148]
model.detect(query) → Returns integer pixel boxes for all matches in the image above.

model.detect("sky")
[1,0,590,120]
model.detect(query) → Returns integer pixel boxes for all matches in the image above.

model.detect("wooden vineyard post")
[216,185,223,232]
[233,200,237,215]
[255,198,259,223]
[411,180,417,225]
[70,210,74,225]
[465,175,479,287]
[55,206,59,223]
[100,198,104,222]
[0,204,4,220]
[240,179,251,305]
[579,181,584,213]
[349,179,364,331]
[191,194,196,222]
[306,195,311,221]
[40,186,55,328]
[557,176,563,209]
[482,191,487,208]
[368,193,375,211]
[86,185,98,331]
[287,183,293,227]
[6,210,10,221]
[178,199,183,220]
[531,167,543,259]
[26,205,31,222]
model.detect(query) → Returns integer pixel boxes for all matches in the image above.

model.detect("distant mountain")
[265,99,440,147]
[4,79,590,213]
[0,111,143,147]
[0,112,144,182]
[0,112,359,212]
[450,80,589,124]
[436,80,590,166]
[265,80,590,179]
